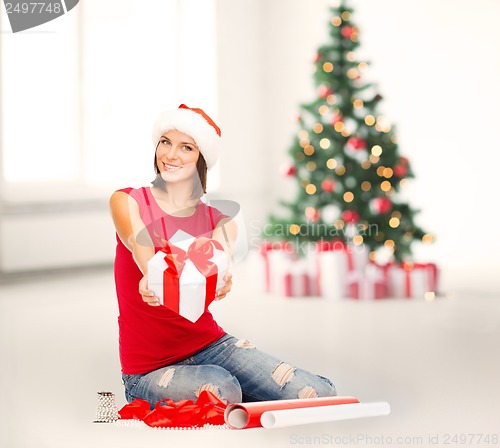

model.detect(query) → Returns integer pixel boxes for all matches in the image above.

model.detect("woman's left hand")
[215,273,232,301]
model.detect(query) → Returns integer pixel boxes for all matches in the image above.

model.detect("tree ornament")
[344,137,367,161]
[314,51,322,63]
[394,163,408,178]
[318,84,333,98]
[342,209,360,223]
[346,136,366,150]
[341,25,353,38]
[321,204,341,223]
[305,207,320,222]
[281,164,296,177]
[370,197,392,214]
[345,176,356,189]
[394,156,409,177]
[321,178,335,192]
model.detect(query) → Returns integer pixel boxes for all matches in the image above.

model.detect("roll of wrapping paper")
[261,401,391,429]
[224,396,359,429]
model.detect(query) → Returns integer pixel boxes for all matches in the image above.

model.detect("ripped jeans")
[122,334,336,407]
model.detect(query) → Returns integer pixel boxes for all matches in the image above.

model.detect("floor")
[1,252,499,448]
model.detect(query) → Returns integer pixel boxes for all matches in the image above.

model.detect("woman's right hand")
[139,275,161,306]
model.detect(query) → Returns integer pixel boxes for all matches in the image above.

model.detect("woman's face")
[155,129,200,184]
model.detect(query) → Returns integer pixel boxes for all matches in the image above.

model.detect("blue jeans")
[122,334,336,407]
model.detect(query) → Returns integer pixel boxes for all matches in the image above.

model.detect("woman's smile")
[163,162,182,172]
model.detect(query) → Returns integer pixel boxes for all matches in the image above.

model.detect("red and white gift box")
[148,236,230,322]
[260,241,295,293]
[386,262,438,298]
[260,242,317,296]
[346,263,388,300]
[315,240,369,299]
[277,257,317,297]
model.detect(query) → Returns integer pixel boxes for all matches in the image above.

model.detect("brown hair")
[151,143,208,198]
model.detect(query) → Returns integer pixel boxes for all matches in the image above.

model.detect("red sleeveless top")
[113,187,226,374]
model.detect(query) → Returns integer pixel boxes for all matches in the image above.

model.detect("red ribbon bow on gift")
[161,238,224,315]
[118,390,227,428]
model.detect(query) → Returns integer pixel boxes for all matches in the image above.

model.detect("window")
[0,0,218,202]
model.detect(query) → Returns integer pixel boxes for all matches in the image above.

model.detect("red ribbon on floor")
[117,397,151,420]
[118,390,227,428]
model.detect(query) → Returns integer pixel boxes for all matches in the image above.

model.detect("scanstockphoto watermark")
[2,0,79,33]
[289,433,426,446]
[259,222,379,239]
[248,219,379,252]
[289,432,499,446]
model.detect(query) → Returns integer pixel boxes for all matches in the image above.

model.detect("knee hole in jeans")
[195,365,243,404]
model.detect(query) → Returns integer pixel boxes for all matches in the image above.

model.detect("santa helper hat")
[152,104,221,170]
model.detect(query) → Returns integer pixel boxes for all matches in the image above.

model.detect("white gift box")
[148,232,230,322]
[316,249,343,300]
[315,242,369,298]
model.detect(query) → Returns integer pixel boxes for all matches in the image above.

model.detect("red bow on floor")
[118,390,227,428]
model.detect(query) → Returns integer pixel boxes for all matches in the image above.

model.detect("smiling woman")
[109,104,337,407]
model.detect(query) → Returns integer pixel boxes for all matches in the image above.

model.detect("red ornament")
[371,197,392,214]
[342,209,360,223]
[346,137,366,150]
[318,84,333,98]
[321,178,335,192]
[305,207,320,222]
[394,164,408,178]
[399,156,409,166]
[281,164,296,176]
[313,51,322,63]
[341,26,353,38]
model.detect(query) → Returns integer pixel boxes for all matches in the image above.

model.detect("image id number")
[5,2,62,14]
[443,433,499,445]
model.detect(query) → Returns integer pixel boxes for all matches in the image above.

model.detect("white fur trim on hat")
[152,107,221,170]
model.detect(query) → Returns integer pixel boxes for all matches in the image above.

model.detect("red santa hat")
[152,104,221,170]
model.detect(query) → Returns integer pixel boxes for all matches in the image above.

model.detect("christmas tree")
[266,0,432,263]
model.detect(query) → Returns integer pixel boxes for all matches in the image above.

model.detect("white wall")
[351,0,500,292]
[214,0,265,226]
[2,0,498,292]
[0,208,115,272]
[215,0,500,293]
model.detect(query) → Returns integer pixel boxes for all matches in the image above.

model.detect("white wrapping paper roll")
[260,402,390,429]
